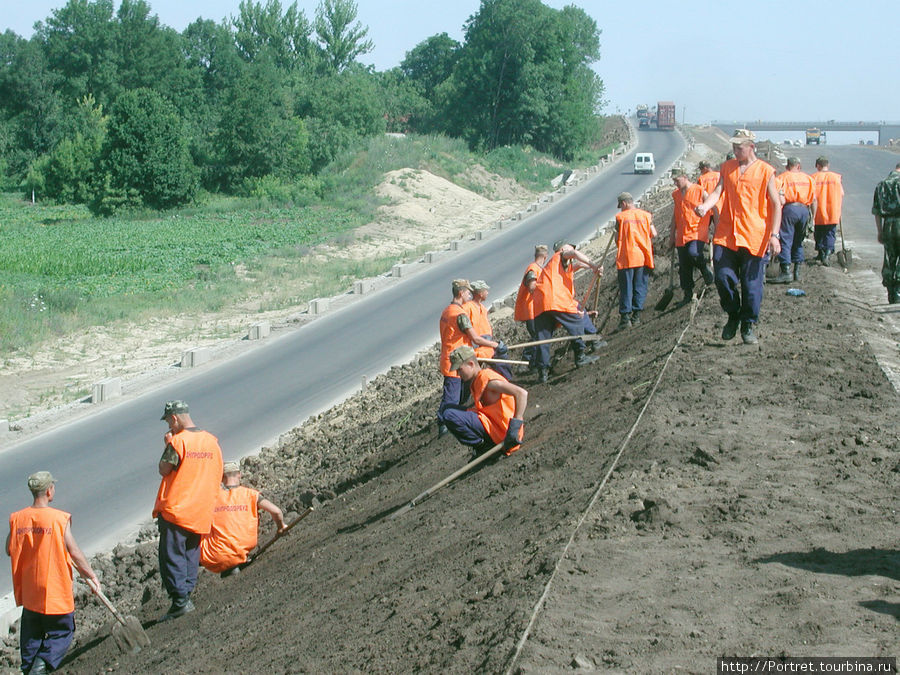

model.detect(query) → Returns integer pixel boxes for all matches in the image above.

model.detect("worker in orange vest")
[670,170,713,306]
[438,279,477,437]
[154,400,224,620]
[696,160,722,238]
[513,244,548,370]
[532,241,603,382]
[615,192,657,329]
[695,129,782,345]
[441,346,527,461]
[200,461,287,577]
[811,156,844,266]
[7,472,100,675]
[771,157,817,283]
[465,280,511,379]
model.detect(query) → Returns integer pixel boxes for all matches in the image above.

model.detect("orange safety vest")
[153,429,224,534]
[615,208,655,270]
[439,302,469,377]
[470,368,520,452]
[514,261,543,321]
[812,169,843,224]
[697,170,723,231]
[199,485,260,573]
[465,300,493,359]
[672,183,708,246]
[533,251,578,315]
[715,158,776,257]
[9,507,75,614]
[779,170,815,205]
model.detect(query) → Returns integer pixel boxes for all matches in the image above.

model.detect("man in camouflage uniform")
[872,162,900,304]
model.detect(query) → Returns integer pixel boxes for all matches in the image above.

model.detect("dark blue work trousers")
[19,609,75,672]
[534,310,586,369]
[713,245,765,324]
[157,516,201,601]
[521,318,538,367]
[814,224,837,253]
[779,203,810,264]
[617,267,650,314]
[677,241,707,293]
[442,406,491,447]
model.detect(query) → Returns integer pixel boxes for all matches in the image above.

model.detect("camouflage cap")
[786,156,801,168]
[729,128,756,145]
[451,279,472,295]
[448,345,477,371]
[617,192,634,205]
[223,461,240,474]
[470,280,490,291]
[670,168,686,178]
[816,156,829,166]
[27,471,56,493]
[698,160,711,170]
[160,400,189,420]
[553,239,572,252]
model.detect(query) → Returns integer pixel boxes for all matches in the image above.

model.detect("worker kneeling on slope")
[441,346,527,461]
[200,461,287,577]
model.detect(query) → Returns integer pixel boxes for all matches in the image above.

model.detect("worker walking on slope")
[695,129,782,345]
[811,156,844,266]
[7,472,100,675]
[465,280,511,380]
[615,192,657,328]
[872,161,900,304]
[441,346,527,460]
[532,241,603,383]
[670,170,713,306]
[200,461,287,577]
[513,244,549,370]
[154,400,224,621]
[437,279,475,437]
[771,157,816,283]
[696,160,722,237]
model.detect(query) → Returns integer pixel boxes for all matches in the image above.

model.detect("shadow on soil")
[756,547,900,582]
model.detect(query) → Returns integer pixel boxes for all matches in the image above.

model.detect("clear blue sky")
[3,0,898,125]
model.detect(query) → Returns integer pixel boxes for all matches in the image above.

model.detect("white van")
[634,153,655,174]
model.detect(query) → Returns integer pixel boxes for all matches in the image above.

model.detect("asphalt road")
[0,127,684,598]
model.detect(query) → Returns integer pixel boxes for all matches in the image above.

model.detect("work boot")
[617,313,631,331]
[740,321,758,345]
[701,264,714,285]
[815,250,825,263]
[437,424,449,439]
[28,658,48,675]
[889,287,900,304]
[677,291,693,307]
[771,263,792,284]
[574,353,599,368]
[821,251,831,267]
[221,566,241,579]
[721,315,740,341]
[161,596,195,622]
[538,368,550,383]
[631,310,642,326]
[793,263,802,282]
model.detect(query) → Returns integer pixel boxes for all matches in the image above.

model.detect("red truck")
[656,101,675,130]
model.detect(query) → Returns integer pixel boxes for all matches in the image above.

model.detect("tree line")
[0,0,605,215]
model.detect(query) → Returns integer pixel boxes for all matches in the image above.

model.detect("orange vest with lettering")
[153,429,224,534]
[9,507,75,614]
[439,302,469,377]
[465,300,493,359]
[812,170,843,224]
[615,208,655,269]
[199,485,260,573]
[533,252,578,315]
[470,368,519,451]
[514,261,543,321]
[672,183,708,245]
[779,170,815,205]
[715,158,776,257]
[697,170,723,231]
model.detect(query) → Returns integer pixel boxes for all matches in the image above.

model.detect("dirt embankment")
[4,135,895,672]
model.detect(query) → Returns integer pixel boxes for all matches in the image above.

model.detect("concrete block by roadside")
[309,298,329,314]
[92,377,122,404]
[181,347,211,368]
[0,419,9,437]
[248,321,270,340]
[392,262,423,277]
[425,250,454,264]
[450,239,476,252]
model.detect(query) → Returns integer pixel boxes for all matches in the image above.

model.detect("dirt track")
[24,218,893,673]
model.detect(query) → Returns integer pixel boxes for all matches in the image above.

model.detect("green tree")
[400,33,460,101]
[92,88,197,213]
[42,95,107,203]
[313,0,373,72]
[232,0,312,70]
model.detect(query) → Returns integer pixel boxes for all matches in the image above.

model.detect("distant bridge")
[712,121,900,146]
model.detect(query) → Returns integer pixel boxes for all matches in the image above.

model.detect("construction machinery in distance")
[806,128,826,144]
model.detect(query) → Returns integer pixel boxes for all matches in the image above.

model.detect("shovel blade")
[655,287,674,311]
[111,615,151,654]
[836,249,853,268]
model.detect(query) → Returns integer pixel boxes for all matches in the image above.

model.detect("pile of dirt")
[5,179,895,672]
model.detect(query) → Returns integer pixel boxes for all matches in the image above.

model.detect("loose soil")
[3,122,898,673]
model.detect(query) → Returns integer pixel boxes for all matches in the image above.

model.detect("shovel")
[836,218,853,268]
[246,505,315,565]
[655,249,677,311]
[86,578,150,655]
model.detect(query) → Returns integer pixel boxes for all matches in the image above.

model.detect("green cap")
[470,280,490,291]
[451,279,472,295]
[160,400,189,420]
[27,471,56,493]
[449,345,477,371]
[670,168,685,178]
[617,192,633,205]
[698,160,710,169]
[553,239,572,252]
[223,461,240,474]
[816,156,829,166]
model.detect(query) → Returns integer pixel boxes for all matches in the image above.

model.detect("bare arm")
[766,174,783,256]
[695,177,724,215]
[485,379,528,419]
[258,497,287,532]
[65,520,99,587]
[465,327,498,349]
[562,247,602,275]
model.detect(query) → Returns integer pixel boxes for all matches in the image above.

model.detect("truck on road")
[656,101,675,130]
[636,104,650,129]
[805,128,824,145]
